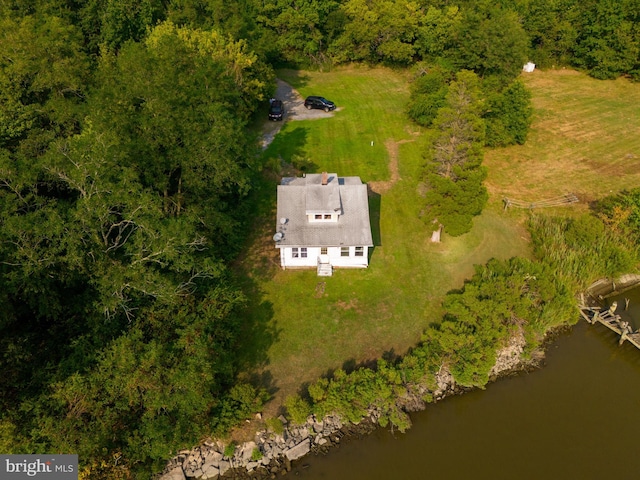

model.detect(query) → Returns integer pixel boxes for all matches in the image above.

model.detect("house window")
[321,247,327,255]
[292,247,307,258]
[355,246,364,257]
[315,214,322,220]
[341,247,350,257]
[324,214,332,220]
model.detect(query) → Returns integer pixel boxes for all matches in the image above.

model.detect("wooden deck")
[579,300,640,349]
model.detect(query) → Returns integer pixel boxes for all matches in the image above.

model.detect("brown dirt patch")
[335,298,359,311]
[368,138,412,194]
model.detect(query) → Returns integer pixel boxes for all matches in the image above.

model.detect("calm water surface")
[290,320,640,480]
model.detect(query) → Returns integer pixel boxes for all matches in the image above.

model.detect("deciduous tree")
[330,0,420,64]
[0,15,89,157]
[256,0,339,65]
[572,0,640,80]
[484,79,533,147]
[448,4,528,85]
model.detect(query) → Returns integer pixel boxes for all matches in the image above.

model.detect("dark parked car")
[269,99,284,121]
[304,96,336,112]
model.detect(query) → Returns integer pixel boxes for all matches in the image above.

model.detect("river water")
[289,319,640,480]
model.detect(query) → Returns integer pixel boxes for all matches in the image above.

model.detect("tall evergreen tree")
[421,70,488,237]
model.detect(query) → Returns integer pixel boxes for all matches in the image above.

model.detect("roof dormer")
[305,172,342,222]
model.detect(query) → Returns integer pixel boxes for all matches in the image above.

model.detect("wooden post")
[430,224,442,243]
[619,330,628,346]
[579,308,590,323]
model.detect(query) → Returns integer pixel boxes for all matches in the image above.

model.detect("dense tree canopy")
[329,0,421,64]
[0,14,89,157]
[0,12,271,477]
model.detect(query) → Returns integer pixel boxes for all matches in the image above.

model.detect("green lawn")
[267,66,419,181]
[238,66,530,413]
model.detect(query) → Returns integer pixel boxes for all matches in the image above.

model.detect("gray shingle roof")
[276,174,373,248]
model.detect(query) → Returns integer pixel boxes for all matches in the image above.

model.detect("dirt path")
[367,138,416,194]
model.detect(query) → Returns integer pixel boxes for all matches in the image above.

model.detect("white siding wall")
[280,246,369,269]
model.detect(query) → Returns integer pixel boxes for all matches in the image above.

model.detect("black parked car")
[269,99,284,121]
[304,96,336,112]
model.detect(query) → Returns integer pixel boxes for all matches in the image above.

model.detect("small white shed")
[523,62,536,73]
[274,172,373,276]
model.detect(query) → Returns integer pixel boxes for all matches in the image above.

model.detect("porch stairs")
[317,256,333,277]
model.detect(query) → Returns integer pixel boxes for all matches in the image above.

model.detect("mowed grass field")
[238,66,530,413]
[484,69,640,208]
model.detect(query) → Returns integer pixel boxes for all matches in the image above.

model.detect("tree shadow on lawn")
[342,348,401,373]
[368,187,382,247]
[233,271,281,397]
[264,125,317,174]
[276,69,312,90]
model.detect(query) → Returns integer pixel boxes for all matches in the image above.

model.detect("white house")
[274,172,373,276]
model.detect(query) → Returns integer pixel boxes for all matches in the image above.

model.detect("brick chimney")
[321,171,328,185]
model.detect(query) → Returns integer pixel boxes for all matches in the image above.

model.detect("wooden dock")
[579,301,640,349]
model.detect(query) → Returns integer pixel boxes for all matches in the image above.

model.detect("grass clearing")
[266,66,420,180]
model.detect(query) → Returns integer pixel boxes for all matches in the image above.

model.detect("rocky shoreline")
[158,330,543,480]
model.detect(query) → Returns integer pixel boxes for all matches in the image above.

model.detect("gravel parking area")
[261,79,336,149]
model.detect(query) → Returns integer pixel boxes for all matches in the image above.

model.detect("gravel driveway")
[261,79,336,149]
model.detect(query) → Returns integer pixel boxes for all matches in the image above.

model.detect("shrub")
[223,443,236,458]
[484,80,533,147]
[251,448,263,461]
[284,395,311,425]
[264,417,284,435]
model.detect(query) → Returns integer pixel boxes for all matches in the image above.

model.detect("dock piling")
[579,304,640,350]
